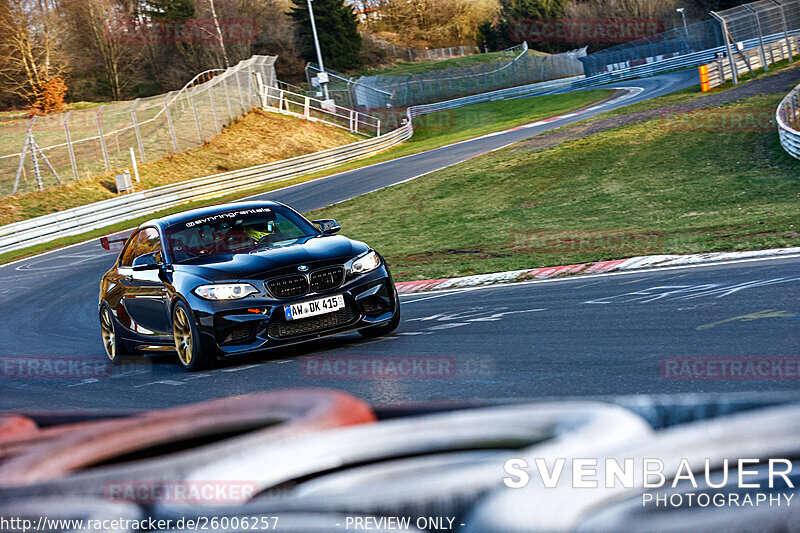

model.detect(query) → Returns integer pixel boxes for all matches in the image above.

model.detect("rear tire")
[172,300,215,371]
[99,304,137,366]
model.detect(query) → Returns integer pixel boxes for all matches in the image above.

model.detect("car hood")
[172,235,369,282]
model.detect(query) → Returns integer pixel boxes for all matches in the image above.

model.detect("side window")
[275,213,306,239]
[137,228,163,263]
[118,232,140,267]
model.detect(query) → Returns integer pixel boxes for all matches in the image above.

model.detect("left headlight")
[194,283,259,300]
[348,250,382,275]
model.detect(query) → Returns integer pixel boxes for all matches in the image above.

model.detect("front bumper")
[186,266,398,357]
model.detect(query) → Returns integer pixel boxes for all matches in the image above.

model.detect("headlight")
[194,283,259,300]
[349,250,381,275]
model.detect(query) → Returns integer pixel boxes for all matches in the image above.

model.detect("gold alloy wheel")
[100,308,116,361]
[173,306,194,366]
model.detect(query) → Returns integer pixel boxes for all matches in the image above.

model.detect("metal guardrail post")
[773,0,795,60]
[13,121,33,193]
[96,106,111,172]
[235,70,246,115]
[163,93,178,152]
[29,131,43,191]
[247,65,255,109]
[222,74,234,121]
[745,5,770,71]
[63,111,79,181]
[130,99,146,164]
[190,90,204,144]
[208,80,221,136]
[303,96,310,119]
[711,12,738,85]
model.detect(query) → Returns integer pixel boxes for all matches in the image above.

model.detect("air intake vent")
[269,306,358,338]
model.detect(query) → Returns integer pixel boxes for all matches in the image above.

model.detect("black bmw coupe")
[98,201,400,370]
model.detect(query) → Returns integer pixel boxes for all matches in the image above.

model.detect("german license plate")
[284,294,345,320]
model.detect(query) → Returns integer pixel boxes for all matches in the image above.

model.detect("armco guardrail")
[702,38,798,89]
[574,30,800,89]
[778,83,800,159]
[0,76,581,256]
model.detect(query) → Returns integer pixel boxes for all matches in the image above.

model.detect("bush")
[30,77,68,115]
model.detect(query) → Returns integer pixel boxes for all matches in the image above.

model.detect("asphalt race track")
[8,69,796,410]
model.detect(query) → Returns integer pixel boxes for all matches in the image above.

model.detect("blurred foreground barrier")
[1,391,799,531]
[464,401,800,532]
[0,415,37,442]
[153,402,651,520]
[0,389,373,490]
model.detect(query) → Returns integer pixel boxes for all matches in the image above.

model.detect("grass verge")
[307,92,800,281]
[0,89,614,265]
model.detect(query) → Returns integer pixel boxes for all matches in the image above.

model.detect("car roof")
[139,201,284,230]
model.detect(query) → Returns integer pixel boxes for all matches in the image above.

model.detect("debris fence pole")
[64,111,79,181]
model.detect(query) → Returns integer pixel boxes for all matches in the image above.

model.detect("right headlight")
[347,250,381,275]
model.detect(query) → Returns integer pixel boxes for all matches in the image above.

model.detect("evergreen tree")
[505,0,565,21]
[144,0,194,21]
[288,0,362,72]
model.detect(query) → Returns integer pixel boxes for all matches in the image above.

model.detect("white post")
[163,93,178,151]
[307,0,330,100]
[129,147,140,182]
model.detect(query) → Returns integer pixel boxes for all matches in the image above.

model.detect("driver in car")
[243,218,292,247]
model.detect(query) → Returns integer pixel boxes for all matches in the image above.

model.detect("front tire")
[172,301,215,371]
[99,305,136,365]
[358,298,401,338]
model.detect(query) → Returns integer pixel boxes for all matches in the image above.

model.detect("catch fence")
[0,56,277,196]
[581,0,800,78]
[307,43,586,109]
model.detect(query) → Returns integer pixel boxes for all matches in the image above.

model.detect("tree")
[288,0,362,71]
[0,0,67,108]
[505,0,566,20]
[368,0,499,48]
[143,0,195,20]
[61,0,140,101]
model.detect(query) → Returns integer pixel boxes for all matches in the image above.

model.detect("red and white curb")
[395,247,800,294]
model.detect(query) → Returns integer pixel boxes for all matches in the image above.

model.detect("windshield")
[165,206,318,262]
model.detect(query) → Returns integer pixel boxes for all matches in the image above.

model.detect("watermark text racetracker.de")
[300,355,494,380]
[0,516,280,533]
[509,18,664,43]
[509,230,664,254]
[105,480,257,505]
[0,356,150,380]
[661,357,800,380]
[661,108,776,132]
[502,457,795,508]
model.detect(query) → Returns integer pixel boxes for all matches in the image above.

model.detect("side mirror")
[132,251,163,271]
[313,219,341,235]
